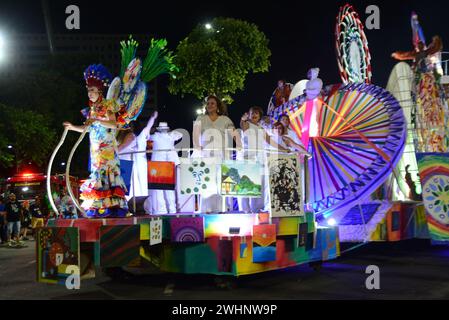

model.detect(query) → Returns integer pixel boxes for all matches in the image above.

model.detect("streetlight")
[7,145,12,149]
[205,23,212,30]
[61,162,66,166]
[196,108,203,115]
[0,32,6,62]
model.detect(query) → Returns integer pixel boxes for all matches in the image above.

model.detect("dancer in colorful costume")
[62,36,178,218]
[63,64,128,218]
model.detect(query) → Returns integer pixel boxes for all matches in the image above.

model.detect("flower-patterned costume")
[80,97,128,218]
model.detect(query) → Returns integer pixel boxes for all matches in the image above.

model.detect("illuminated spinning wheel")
[336,4,372,84]
[287,83,406,219]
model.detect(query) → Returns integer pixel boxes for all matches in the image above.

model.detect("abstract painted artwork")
[150,218,163,246]
[179,158,218,196]
[268,154,303,217]
[170,216,205,243]
[252,224,277,263]
[147,161,176,190]
[99,225,140,267]
[220,160,262,197]
[120,159,133,195]
[36,227,80,284]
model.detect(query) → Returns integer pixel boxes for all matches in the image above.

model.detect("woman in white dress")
[192,95,241,213]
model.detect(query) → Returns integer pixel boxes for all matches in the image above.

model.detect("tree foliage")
[168,17,271,103]
[0,104,56,168]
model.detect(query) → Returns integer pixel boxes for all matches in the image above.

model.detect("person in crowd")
[5,193,23,247]
[30,196,45,239]
[192,95,242,213]
[20,200,32,241]
[60,191,77,219]
[0,197,7,245]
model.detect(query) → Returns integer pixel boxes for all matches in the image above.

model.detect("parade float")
[37,35,339,286]
[37,5,448,287]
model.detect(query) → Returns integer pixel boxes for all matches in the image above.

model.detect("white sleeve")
[169,130,183,142]
[224,116,235,130]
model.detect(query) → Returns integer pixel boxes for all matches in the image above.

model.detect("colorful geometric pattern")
[147,161,176,190]
[417,153,449,242]
[335,4,372,84]
[36,227,80,285]
[170,216,205,243]
[286,83,406,218]
[99,225,140,267]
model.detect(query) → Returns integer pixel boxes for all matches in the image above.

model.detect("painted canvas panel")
[37,227,80,285]
[417,153,449,242]
[120,159,133,195]
[297,223,308,247]
[268,154,303,217]
[252,224,276,263]
[179,158,218,196]
[217,239,233,272]
[150,218,163,245]
[99,225,140,267]
[170,216,205,243]
[148,161,176,190]
[220,160,262,197]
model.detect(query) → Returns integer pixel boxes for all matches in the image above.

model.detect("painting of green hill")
[221,161,262,197]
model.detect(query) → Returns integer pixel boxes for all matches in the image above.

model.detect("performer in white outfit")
[149,121,183,214]
[117,112,158,200]
[192,95,241,213]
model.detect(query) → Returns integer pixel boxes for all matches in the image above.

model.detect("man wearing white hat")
[148,121,183,214]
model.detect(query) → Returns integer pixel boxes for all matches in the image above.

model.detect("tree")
[168,17,271,103]
[0,104,56,170]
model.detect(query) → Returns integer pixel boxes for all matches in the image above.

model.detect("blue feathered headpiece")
[83,64,112,92]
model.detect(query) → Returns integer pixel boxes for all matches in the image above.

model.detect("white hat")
[156,122,170,130]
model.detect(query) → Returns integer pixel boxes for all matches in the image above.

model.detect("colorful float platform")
[37,212,339,284]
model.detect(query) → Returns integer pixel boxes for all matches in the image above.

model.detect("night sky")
[1,0,449,131]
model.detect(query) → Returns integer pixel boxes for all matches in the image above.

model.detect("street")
[0,239,448,300]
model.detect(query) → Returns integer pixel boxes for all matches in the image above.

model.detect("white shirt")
[150,130,183,165]
[194,114,235,158]
[239,121,265,161]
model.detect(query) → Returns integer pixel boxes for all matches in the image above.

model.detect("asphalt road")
[0,239,448,300]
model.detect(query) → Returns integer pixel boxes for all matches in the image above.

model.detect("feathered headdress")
[84,64,113,92]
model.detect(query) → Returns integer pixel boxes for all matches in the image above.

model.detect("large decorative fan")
[286,83,406,219]
[335,4,372,84]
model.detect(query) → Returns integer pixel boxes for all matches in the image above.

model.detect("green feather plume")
[141,38,179,82]
[120,35,139,78]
